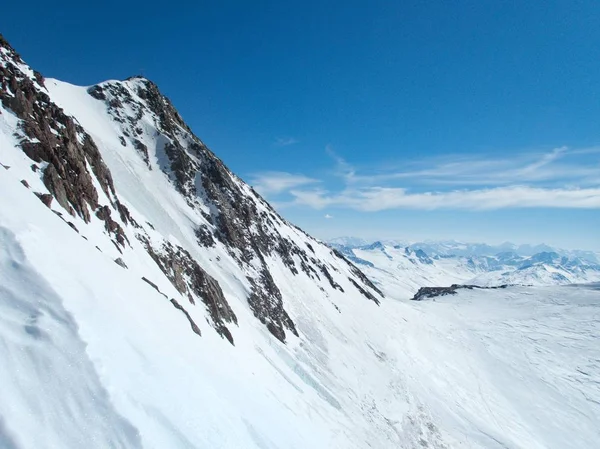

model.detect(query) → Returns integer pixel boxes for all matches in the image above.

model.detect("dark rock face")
[332,249,383,301]
[319,265,344,292]
[85,75,384,342]
[0,34,129,249]
[247,266,298,342]
[170,299,202,336]
[139,235,237,344]
[0,35,228,342]
[141,276,165,295]
[35,192,53,208]
[411,284,509,301]
[347,278,380,305]
[1,33,383,345]
[114,258,128,269]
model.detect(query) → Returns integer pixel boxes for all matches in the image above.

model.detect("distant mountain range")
[328,238,600,297]
[329,237,600,262]
[2,33,599,449]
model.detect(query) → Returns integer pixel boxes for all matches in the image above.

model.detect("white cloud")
[250,146,600,212]
[326,144,356,182]
[347,147,600,187]
[250,171,319,196]
[274,137,299,147]
[324,214,333,219]
[290,185,600,211]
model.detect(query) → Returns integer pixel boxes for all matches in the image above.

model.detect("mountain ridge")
[1,33,382,345]
[329,237,600,263]
[2,34,600,449]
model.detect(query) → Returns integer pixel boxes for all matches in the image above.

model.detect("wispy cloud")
[274,137,299,147]
[324,213,334,219]
[289,185,600,211]
[250,171,319,196]
[326,144,356,182]
[346,147,600,187]
[251,145,600,211]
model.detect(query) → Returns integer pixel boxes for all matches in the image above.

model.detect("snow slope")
[1,35,600,448]
[3,171,600,448]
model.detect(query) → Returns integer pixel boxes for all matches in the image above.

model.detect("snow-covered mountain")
[330,240,600,296]
[336,238,600,263]
[2,34,600,449]
[406,240,600,263]
[1,35,382,345]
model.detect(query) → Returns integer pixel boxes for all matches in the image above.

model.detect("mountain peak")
[2,33,382,344]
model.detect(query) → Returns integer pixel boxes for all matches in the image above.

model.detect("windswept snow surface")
[1,167,600,448]
[1,58,599,446]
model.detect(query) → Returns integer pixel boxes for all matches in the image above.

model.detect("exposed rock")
[170,299,201,336]
[332,249,383,302]
[0,35,122,238]
[411,284,510,301]
[194,224,215,247]
[140,236,237,344]
[88,85,106,100]
[247,266,298,342]
[96,205,128,246]
[80,74,385,342]
[348,278,380,305]
[132,138,150,167]
[114,258,128,269]
[20,179,29,188]
[319,264,344,292]
[43,164,72,214]
[34,192,53,208]
[141,276,167,298]
[67,221,79,233]
[1,33,385,346]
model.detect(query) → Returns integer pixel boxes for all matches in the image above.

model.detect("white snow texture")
[1,41,599,449]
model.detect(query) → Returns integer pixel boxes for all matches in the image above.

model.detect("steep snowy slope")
[3,173,599,448]
[1,34,382,347]
[2,34,600,449]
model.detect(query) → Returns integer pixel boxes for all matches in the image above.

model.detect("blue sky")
[2,1,599,249]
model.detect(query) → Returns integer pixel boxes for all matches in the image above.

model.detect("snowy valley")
[329,239,600,299]
[1,34,599,449]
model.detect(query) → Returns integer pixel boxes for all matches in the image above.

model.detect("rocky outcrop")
[170,299,202,336]
[411,284,510,301]
[85,75,384,342]
[332,249,383,301]
[1,33,384,345]
[247,266,298,342]
[0,34,129,248]
[139,235,237,344]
